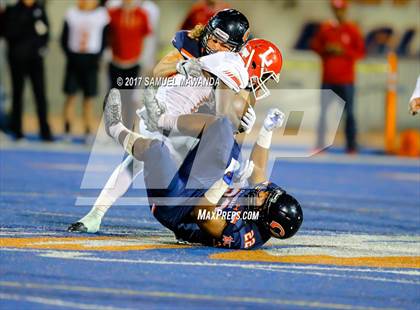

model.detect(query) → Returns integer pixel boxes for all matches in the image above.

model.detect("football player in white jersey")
[141,50,251,134]
[68,39,283,233]
[143,39,283,136]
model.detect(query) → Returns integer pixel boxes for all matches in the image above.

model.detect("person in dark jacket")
[0,5,7,133]
[3,0,53,141]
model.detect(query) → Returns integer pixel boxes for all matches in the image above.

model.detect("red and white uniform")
[65,6,109,54]
[108,5,151,64]
[311,20,365,84]
[155,51,248,116]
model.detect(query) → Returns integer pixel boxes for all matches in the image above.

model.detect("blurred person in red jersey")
[139,0,160,75]
[61,0,109,143]
[311,0,365,154]
[107,0,152,129]
[180,0,229,30]
[107,0,151,89]
[3,0,53,141]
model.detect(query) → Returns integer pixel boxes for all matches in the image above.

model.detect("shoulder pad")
[199,52,249,92]
[172,30,201,59]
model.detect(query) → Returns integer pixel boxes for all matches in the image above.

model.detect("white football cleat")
[103,88,123,137]
[142,87,165,132]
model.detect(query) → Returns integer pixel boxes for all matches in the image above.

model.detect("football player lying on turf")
[69,39,282,233]
[98,88,302,249]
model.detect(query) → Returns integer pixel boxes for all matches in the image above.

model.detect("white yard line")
[0,281,396,310]
[1,247,419,278]
[0,292,131,310]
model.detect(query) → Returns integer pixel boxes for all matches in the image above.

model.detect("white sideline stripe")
[1,247,419,279]
[2,141,419,167]
[0,230,170,237]
[0,293,130,310]
[0,232,63,236]
[42,255,420,285]
[23,210,159,225]
[286,188,417,204]
[0,281,393,310]
[75,197,148,206]
[277,153,420,167]
[1,189,417,206]
[0,191,71,198]
[379,172,420,182]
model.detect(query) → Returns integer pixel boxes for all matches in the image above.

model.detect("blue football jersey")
[214,189,271,249]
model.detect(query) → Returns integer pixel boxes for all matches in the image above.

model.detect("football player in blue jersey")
[99,88,303,249]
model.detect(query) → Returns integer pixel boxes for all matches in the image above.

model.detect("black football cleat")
[67,222,88,233]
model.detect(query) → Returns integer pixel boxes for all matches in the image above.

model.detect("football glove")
[263,108,285,131]
[176,58,203,78]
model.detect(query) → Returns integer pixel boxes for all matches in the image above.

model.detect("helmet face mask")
[249,70,280,101]
[203,32,237,54]
[241,39,283,101]
[248,182,303,239]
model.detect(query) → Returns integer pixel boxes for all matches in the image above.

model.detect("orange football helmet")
[240,38,283,100]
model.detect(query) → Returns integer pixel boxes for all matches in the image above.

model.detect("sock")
[79,157,135,233]
[109,122,126,141]
[158,114,179,132]
[204,178,229,205]
[78,192,116,233]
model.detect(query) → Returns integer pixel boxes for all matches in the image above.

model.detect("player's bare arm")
[250,109,285,184]
[189,108,286,239]
[190,153,241,238]
[191,203,227,238]
[152,49,184,77]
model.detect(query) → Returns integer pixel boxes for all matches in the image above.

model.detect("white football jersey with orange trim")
[155,52,248,116]
[200,52,249,92]
[155,75,214,116]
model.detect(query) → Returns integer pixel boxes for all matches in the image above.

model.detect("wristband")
[204,178,229,205]
[256,126,273,149]
[158,114,179,132]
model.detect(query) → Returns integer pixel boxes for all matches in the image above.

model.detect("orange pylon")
[385,51,398,154]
